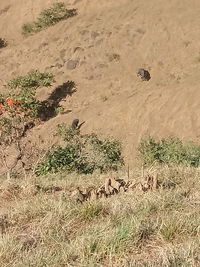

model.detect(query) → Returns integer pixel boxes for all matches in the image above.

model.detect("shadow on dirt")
[38,81,76,121]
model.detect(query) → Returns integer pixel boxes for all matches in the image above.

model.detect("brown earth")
[1,0,200,168]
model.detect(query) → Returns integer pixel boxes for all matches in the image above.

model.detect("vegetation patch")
[138,136,200,167]
[78,202,108,221]
[22,2,77,35]
[0,71,55,145]
[35,124,124,175]
[1,165,200,266]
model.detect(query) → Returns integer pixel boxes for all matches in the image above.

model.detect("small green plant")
[138,136,200,167]
[22,3,77,35]
[79,202,106,221]
[56,123,80,142]
[55,106,64,115]
[0,38,7,48]
[8,70,54,90]
[35,124,124,175]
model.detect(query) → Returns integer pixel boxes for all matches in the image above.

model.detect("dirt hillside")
[1,0,200,165]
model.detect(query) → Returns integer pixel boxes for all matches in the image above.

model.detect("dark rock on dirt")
[137,68,151,81]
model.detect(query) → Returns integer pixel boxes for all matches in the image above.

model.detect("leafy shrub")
[7,70,55,117]
[35,124,124,175]
[0,71,55,145]
[138,136,200,167]
[22,3,77,35]
[8,71,54,90]
[0,38,7,48]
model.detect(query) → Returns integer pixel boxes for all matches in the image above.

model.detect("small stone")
[66,59,79,70]
[137,68,151,81]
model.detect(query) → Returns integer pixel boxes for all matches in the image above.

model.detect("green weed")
[138,136,200,167]
[22,3,77,35]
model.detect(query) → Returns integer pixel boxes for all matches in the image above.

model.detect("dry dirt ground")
[1,0,200,166]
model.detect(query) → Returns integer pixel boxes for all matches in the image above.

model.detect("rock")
[66,59,79,70]
[137,68,151,81]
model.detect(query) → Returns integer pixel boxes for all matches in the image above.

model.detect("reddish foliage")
[0,97,32,119]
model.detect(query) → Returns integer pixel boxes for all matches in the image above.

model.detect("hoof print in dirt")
[137,68,151,81]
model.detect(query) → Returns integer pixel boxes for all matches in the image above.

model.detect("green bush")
[138,136,200,167]
[8,71,54,90]
[0,71,55,145]
[22,3,77,35]
[7,70,55,118]
[35,124,124,175]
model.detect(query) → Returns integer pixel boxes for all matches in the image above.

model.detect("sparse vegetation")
[2,1,200,265]
[22,2,77,35]
[1,167,200,266]
[35,124,124,175]
[0,71,55,146]
[138,136,200,167]
[0,38,7,48]
[56,122,80,142]
[7,70,54,118]
[0,71,55,178]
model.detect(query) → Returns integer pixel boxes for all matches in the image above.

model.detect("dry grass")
[0,167,200,266]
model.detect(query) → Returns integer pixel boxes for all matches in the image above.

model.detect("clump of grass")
[159,211,200,242]
[0,38,7,48]
[35,125,124,175]
[22,2,77,35]
[138,136,200,167]
[78,202,108,221]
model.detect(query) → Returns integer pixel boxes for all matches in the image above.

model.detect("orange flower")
[6,97,15,106]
